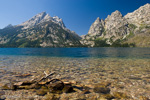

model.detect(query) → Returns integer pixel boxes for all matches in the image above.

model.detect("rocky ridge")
[81,3,150,47]
[18,12,66,29]
[0,3,150,47]
[124,3,150,27]
[0,12,82,47]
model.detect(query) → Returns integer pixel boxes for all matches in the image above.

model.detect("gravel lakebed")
[0,56,150,100]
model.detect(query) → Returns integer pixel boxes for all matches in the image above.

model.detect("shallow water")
[0,48,150,99]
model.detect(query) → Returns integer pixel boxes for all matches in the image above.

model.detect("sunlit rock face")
[81,3,150,47]
[124,3,150,27]
[0,12,82,47]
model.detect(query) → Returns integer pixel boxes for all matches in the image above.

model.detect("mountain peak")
[4,24,13,28]
[41,11,46,14]
[52,16,66,28]
[136,3,150,11]
[105,10,123,23]
[19,11,50,29]
[0,12,81,47]
[93,17,101,24]
[143,3,150,7]
[18,12,66,29]
[87,17,104,36]
[38,11,47,16]
[32,11,49,21]
[111,10,122,17]
[96,17,100,21]
[95,17,104,25]
[124,3,150,26]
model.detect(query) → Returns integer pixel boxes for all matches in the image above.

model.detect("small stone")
[43,94,54,100]
[109,72,114,74]
[22,81,34,85]
[113,92,128,99]
[1,84,10,90]
[95,82,111,88]
[129,77,142,80]
[99,94,115,100]
[83,85,91,90]
[62,85,73,93]
[63,82,71,84]
[139,96,149,100]
[29,83,41,89]
[0,91,5,100]
[81,90,90,94]
[77,94,86,100]
[70,80,77,84]
[44,94,60,100]
[28,97,35,100]
[14,82,23,86]
[1,84,14,90]
[0,83,4,87]
[60,93,70,100]
[84,84,94,88]
[12,81,34,90]
[38,81,47,85]
[0,91,5,96]
[93,87,110,94]
[0,95,6,100]
[15,73,32,78]
[18,86,31,89]
[36,89,49,96]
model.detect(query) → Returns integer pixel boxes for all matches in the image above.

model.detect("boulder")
[93,87,110,94]
[46,79,64,93]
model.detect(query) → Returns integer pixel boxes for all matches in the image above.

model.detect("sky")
[0,0,150,36]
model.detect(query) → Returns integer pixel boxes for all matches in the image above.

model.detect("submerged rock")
[139,96,149,100]
[46,79,64,93]
[13,81,35,90]
[62,84,73,93]
[15,73,32,78]
[1,83,14,90]
[36,88,49,96]
[113,92,128,99]
[44,93,60,100]
[93,87,110,94]
[98,94,114,100]
[93,82,111,94]
[81,90,90,94]
[0,91,5,97]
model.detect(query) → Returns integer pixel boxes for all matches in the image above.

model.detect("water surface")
[0,48,150,99]
[0,48,150,59]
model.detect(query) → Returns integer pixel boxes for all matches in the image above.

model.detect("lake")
[0,48,150,99]
[0,47,150,58]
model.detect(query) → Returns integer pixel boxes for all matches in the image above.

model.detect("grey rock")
[18,12,66,29]
[93,87,110,94]
[0,91,5,96]
[0,12,82,47]
[124,3,150,27]
[81,3,150,47]
[88,17,105,36]
[104,10,129,40]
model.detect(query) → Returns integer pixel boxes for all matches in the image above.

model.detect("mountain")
[4,24,13,29]
[0,12,82,47]
[0,4,150,48]
[18,12,66,29]
[81,3,150,47]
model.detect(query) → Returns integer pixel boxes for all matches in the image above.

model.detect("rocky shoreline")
[0,56,150,100]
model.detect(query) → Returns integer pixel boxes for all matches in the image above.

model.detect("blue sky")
[0,0,150,35]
